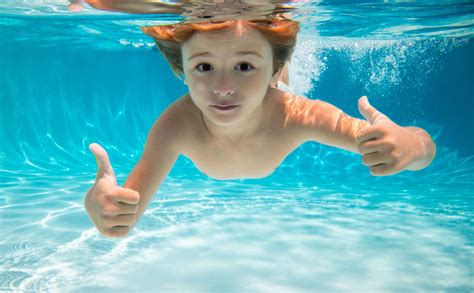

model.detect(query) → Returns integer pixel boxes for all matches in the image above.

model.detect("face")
[181,22,279,127]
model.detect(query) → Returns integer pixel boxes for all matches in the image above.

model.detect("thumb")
[89,143,117,186]
[358,96,391,125]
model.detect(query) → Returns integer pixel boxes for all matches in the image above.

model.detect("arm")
[123,103,182,229]
[293,96,436,175]
[293,97,370,154]
[84,100,184,238]
[74,0,184,13]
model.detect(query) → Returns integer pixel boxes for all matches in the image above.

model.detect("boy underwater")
[79,15,436,238]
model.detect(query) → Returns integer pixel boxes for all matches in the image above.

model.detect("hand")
[85,143,140,238]
[355,96,425,176]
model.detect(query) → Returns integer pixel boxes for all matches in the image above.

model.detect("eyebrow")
[187,51,264,61]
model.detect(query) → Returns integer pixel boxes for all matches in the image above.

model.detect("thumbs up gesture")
[85,143,140,238]
[355,96,428,176]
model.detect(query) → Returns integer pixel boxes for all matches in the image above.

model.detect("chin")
[205,108,242,126]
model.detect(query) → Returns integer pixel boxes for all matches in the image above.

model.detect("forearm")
[122,158,175,231]
[123,176,156,232]
[404,126,436,171]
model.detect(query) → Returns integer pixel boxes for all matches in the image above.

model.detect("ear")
[270,68,282,87]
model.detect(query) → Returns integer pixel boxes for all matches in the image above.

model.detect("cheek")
[189,79,207,92]
[186,75,208,95]
[235,70,272,90]
[255,71,271,86]
[186,78,211,107]
[243,71,273,95]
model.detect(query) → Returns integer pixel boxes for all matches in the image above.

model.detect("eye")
[195,63,213,72]
[235,62,254,72]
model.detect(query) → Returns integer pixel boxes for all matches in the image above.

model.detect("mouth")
[211,105,240,111]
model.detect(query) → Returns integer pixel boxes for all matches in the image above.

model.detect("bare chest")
[176,90,307,180]
[183,131,300,180]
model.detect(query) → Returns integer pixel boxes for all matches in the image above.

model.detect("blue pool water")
[1,1,473,292]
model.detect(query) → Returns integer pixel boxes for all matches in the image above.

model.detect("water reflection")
[69,0,302,21]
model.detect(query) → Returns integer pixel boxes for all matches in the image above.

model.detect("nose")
[213,73,235,97]
[213,89,235,97]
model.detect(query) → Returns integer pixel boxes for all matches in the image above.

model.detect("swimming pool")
[1,1,473,291]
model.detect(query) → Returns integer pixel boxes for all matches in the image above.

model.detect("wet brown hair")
[141,17,299,79]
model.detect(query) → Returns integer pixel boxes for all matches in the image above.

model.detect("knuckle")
[386,139,397,149]
[100,204,118,216]
[370,165,384,176]
[104,192,117,202]
[362,156,369,165]
[127,204,138,214]
[390,150,401,161]
[372,125,383,134]
[100,215,114,227]
[132,191,140,201]
[379,125,389,134]
[122,214,136,225]
[95,178,110,189]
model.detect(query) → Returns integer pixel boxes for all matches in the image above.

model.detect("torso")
[173,87,307,180]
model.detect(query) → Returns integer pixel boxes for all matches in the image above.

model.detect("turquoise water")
[1,1,474,292]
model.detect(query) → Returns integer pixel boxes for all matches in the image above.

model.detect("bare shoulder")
[273,90,326,132]
[124,95,191,202]
[279,93,334,122]
[147,93,195,154]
